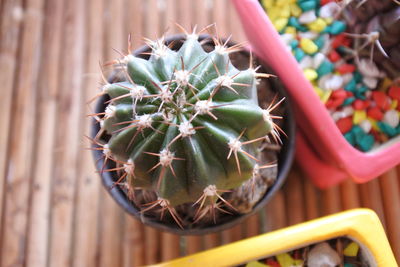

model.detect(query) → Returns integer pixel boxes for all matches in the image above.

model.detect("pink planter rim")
[232,0,400,186]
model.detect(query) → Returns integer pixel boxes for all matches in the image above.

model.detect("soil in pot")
[90,33,294,234]
[261,0,400,152]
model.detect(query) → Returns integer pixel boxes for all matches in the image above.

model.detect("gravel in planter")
[261,0,400,152]
[238,236,372,267]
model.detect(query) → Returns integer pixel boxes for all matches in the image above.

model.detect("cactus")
[91,29,283,227]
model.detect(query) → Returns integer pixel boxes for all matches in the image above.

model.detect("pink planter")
[232,0,400,187]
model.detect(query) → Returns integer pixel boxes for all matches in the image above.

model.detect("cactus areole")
[92,33,294,233]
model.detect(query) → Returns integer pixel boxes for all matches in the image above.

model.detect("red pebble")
[336,117,353,133]
[321,0,335,5]
[328,50,341,62]
[388,86,400,101]
[353,99,365,110]
[336,63,356,74]
[326,97,344,109]
[332,34,350,49]
[367,106,384,120]
[346,91,354,97]
[372,91,390,110]
[265,259,281,267]
[331,88,347,99]
[363,100,371,109]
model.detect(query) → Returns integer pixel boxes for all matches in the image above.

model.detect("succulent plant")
[91,29,284,227]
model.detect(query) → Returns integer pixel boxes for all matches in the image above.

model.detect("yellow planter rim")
[150,208,397,267]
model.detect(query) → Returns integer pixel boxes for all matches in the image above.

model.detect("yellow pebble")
[275,0,294,6]
[344,242,360,257]
[280,5,291,18]
[323,17,333,25]
[268,6,281,21]
[273,17,288,31]
[245,261,269,267]
[304,68,318,81]
[276,253,295,267]
[379,77,393,91]
[392,99,398,109]
[307,18,327,33]
[321,89,332,103]
[261,0,274,9]
[300,38,318,54]
[290,3,302,17]
[285,26,297,35]
[353,110,367,124]
[368,118,379,131]
[313,85,324,99]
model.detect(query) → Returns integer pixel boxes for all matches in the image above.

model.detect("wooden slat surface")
[0,1,399,266]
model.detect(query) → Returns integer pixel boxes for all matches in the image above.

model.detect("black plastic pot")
[91,34,295,235]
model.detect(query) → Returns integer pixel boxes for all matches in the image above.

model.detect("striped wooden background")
[0,0,399,266]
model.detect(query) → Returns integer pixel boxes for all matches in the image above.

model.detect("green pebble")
[353,71,362,83]
[378,122,397,137]
[396,125,400,134]
[299,0,317,11]
[288,17,308,32]
[322,25,332,34]
[316,60,334,77]
[344,264,357,267]
[290,39,299,49]
[342,97,355,106]
[357,134,375,152]
[294,48,306,62]
[344,131,355,146]
[344,79,357,92]
[336,45,349,54]
[351,125,365,140]
[354,91,366,100]
[314,35,325,49]
[327,20,347,35]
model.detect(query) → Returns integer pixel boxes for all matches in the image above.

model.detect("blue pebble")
[378,122,397,137]
[298,0,317,11]
[344,79,357,92]
[316,60,334,77]
[328,21,347,35]
[342,97,355,106]
[314,35,325,49]
[344,131,355,146]
[288,17,308,32]
[357,134,375,152]
[290,39,299,49]
[294,48,306,62]
[353,71,362,83]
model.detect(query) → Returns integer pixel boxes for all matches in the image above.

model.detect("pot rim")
[91,34,295,235]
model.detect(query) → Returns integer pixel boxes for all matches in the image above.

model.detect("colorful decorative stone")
[343,242,360,257]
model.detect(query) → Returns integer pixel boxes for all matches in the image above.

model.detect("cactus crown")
[92,28,283,227]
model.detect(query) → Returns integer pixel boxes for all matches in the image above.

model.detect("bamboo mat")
[0,0,399,266]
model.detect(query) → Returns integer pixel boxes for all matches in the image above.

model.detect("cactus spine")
[92,29,282,227]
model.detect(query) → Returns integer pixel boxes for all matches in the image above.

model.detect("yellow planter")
[151,209,397,267]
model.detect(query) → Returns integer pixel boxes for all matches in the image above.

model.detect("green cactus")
[93,30,282,227]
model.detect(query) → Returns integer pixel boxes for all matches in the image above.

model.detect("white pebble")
[341,73,353,85]
[360,119,372,133]
[319,2,341,18]
[383,110,399,128]
[318,74,343,91]
[280,33,294,45]
[342,106,354,116]
[357,58,381,78]
[363,76,378,89]
[331,111,343,121]
[312,53,326,69]
[299,10,317,24]
[320,35,332,54]
[308,242,341,267]
[298,31,318,40]
[299,56,313,70]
